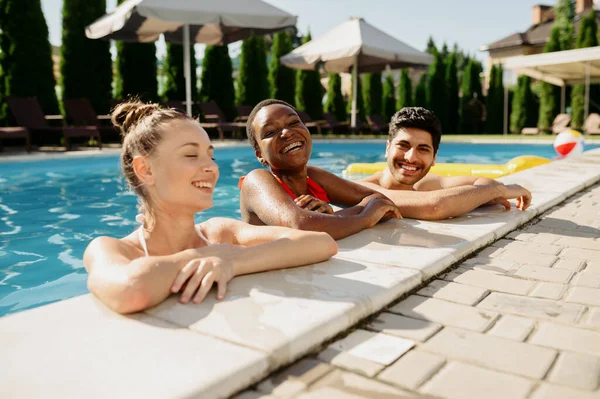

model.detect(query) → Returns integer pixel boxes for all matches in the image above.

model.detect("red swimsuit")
[238,175,330,203]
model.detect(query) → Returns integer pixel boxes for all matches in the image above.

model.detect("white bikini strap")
[136,214,149,257]
[195,225,210,245]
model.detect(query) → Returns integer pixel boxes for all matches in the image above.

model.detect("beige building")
[480,0,600,89]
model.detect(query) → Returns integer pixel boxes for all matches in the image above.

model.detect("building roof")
[481,9,600,52]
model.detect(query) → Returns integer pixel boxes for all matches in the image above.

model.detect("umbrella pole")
[351,56,358,129]
[585,61,590,122]
[183,23,192,116]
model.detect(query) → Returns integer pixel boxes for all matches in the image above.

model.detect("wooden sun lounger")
[198,102,245,141]
[8,97,101,150]
[0,127,31,152]
[521,113,572,135]
[584,113,600,135]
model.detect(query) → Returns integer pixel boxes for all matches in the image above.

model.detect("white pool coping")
[1,148,600,399]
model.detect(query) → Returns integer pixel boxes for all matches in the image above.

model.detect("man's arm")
[359,180,531,220]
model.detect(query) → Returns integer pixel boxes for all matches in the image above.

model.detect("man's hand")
[485,184,532,211]
[295,194,334,214]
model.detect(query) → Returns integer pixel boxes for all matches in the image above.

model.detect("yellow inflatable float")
[344,155,551,179]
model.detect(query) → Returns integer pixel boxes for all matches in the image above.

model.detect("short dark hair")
[246,99,298,152]
[388,107,442,153]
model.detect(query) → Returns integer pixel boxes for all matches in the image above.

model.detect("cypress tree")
[236,35,269,106]
[538,26,562,131]
[444,53,459,134]
[324,73,346,122]
[199,45,235,120]
[440,42,449,60]
[295,33,323,119]
[554,0,575,51]
[0,0,59,123]
[363,72,382,117]
[268,31,295,104]
[60,0,112,114]
[414,74,427,108]
[114,0,157,101]
[382,72,396,121]
[161,43,197,102]
[459,59,485,134]
[426,36,438,55]
[510,75,535,134]
[397,69,412,109]
[485,64,505,134]
[427,52,445,126]
[346,72,365,122]
[571,10,598,129]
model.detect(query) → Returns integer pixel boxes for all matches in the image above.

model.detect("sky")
[40,0,556,64]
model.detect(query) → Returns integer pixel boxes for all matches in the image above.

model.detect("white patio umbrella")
[86,0,297,115]
[281,17,433,127]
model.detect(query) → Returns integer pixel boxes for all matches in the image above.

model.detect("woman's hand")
[170,256,235,304]
[294,194,334,214]
[362,197,402,227]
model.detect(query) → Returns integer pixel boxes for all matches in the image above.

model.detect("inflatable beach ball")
[554,129,585,157]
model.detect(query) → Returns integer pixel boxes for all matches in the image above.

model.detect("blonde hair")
[112,100,192,230]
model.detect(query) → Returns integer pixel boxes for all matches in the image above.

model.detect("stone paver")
[555,236,600,251]
[367,312,442,342]
[529,322,600,356]
[420,362,534,399]
[584,307,600,328]
[565,286,600,307]
[256,358,333,398]
[462,256,517,273]
[377,350,445,390]
[571,270,600,288]
[443,267,536,295]
[416,279,489,305]
[552,257,585,272]
[529,282,567,300]
[421,327,557,379]
[587,260,600,274]
[477,292,585,323]
[547,352,600,391]
[487,315,535,341]
[531,384,600,399]
[561,247,600,260]
[299,369,414,398]
[388,295,498,332]
[492,239,563,255]
[497,249,558,267]
[513,264,574,283]
[317,330,414,377]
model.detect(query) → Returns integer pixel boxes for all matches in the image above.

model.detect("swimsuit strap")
[135,214,210,257]
[136,214,150,257]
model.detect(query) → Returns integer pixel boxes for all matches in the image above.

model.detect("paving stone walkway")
[235,183,600,399]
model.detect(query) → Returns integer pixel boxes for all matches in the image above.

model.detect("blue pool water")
[0,141,597,316]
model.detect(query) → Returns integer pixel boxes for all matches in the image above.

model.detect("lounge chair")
[235,105,252,123]
[521,113,572,135]
[63,98,118,144]
[322,113,350,134]
[583,113,600,135]
[8,97,101,150]
[163,100,187,113]
[198,102,245,140]
[366,115,389,134]
[297,111,325,135]
[0,127,31,152]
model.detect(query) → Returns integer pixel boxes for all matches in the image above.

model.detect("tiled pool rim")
[2,148,600,399]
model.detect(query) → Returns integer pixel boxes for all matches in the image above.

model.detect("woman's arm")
[240,169,400,239]
[83,237,240,314]
[205,217,338,275]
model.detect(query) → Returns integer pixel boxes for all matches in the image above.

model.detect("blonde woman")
[83,101,338,314]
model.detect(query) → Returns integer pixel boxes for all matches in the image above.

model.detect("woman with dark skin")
[240,99,401,240]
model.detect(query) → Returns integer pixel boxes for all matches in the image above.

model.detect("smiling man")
[358,107,532,220]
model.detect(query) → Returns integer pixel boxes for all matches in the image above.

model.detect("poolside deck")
[2,148,600,399]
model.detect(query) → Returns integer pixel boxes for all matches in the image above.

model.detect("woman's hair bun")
[111,100,160,136]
